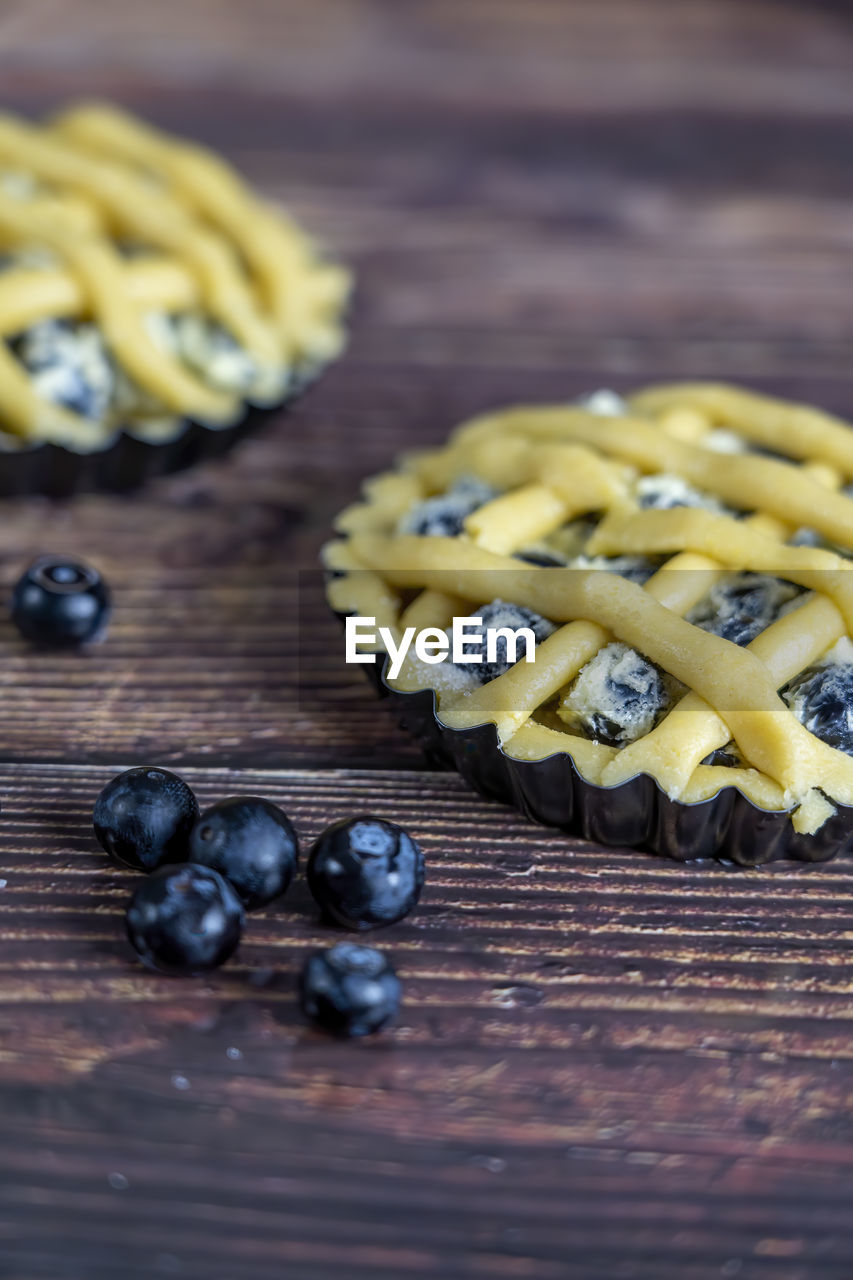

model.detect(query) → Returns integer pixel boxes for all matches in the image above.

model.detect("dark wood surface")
[2,2,853,1277]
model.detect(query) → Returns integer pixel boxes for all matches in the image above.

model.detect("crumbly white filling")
[562,641,671,746]
[10,304,280,428]
[570,552,657,584]
[575,388,627,417]
[702,428,746,454]
[814,635,853,668]
[688,572,801,647]
[19,320,114,422]
[634,472,724,512]
[397,476,497,537]
[782,652,853,756]
[0,170,40,200]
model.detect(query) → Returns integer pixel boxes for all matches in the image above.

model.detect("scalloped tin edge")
[346,623,853,866]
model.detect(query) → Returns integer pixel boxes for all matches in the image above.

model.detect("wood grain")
[1,1,853,1277]
[2,763,853,1280]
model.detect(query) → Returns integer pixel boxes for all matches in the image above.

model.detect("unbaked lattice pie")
[326,384,853,864]
[0,103,349,487]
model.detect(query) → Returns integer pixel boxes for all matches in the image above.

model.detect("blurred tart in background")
[0,102,351,494]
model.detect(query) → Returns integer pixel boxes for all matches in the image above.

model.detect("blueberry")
[299,942,401,1037]
[94,767,199,872]
[783,662,853,756]
[11,555,111,647]
[189,796,299,910]
[398,477,496,538]
[125,863,244,975]
[307,816,425,930]
[452,600,554,684]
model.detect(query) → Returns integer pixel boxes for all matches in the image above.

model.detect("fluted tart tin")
[325,383,853,866]
[354,642,853,866]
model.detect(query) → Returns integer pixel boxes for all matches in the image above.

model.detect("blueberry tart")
[325,383,853,865]
[0,103,350,494]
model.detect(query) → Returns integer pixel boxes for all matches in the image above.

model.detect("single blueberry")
[94,767,199,872]
[299,942,401,1037]
[189,796,299,910]
[307,816,425,930]
[125,863,244,976]
[11,555,111,647]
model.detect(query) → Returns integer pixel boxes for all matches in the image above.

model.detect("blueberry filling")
[398,476,497,538]
[14,319,114,421]
[689,573,801,648]
[570,553,660,585]
[575,388,627,417]
[515,548,566,567]
[634,473,724,513]
[561,642,673,747]
[701,744,743,768]
[450,600,555,683]
[8,304,268,429]
[783,661,853,756]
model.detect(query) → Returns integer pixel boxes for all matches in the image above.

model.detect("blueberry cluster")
[94,768,425,1038]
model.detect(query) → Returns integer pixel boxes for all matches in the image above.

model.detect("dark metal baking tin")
[0,404,270,499]
[355,641,853,866]
[0,366,321,499]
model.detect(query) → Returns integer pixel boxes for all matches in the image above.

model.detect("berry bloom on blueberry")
[307,816,424,930]
[125,863,244,975]
[189,796,299,910]
[94,767,199,872]
[299,942,401,1037]
[12,555,111,647]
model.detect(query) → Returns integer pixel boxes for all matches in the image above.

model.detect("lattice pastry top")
[0,103,350,449]
[327,383,853,838]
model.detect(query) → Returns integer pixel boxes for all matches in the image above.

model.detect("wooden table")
[2,2,853,1276]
